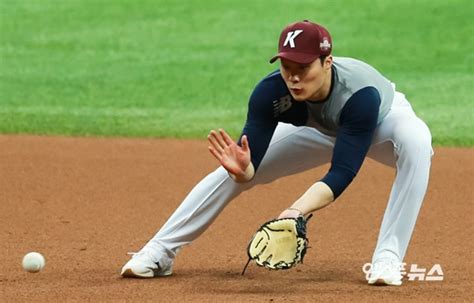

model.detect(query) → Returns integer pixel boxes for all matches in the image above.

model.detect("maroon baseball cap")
[269,20,332,64]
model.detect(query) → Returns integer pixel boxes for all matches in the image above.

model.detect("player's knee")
[411,122,431,151]
[395,119,432,156]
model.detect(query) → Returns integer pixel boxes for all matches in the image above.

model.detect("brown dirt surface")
[0,135,473,302]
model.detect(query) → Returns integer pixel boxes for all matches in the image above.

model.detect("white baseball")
[22,252,45,273]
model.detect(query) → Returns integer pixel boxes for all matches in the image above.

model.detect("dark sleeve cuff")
[320,165,356,199]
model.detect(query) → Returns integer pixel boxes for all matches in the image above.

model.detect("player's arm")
[280,87,381,218]
[207,79,278,182]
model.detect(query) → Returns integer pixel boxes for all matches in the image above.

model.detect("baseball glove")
[242,215,312,274]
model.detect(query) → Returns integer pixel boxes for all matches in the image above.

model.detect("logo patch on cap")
[320,38,331,51]
[283,30,303,48]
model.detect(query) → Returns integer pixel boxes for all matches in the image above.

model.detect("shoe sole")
[368,278,402,286]
[121,268,173,279]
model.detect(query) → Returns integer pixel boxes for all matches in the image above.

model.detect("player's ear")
[324,55,333,70]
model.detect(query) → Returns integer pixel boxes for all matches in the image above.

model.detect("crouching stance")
[121,20,433,286]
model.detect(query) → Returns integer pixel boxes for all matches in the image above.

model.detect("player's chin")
[289,89,309,102]
[291,94,307,102]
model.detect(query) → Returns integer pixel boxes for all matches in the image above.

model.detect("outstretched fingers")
[207,131,224,153]
[219,129,235,146]
[210,130,227,150]
[208,145,223,161]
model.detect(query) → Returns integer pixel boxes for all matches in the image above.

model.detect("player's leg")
[121,123,335,277]
[366,92,433,285]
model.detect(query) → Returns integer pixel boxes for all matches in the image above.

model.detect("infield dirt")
[0,135,472,302]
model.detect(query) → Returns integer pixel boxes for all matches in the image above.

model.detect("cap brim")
[269,52,319,64]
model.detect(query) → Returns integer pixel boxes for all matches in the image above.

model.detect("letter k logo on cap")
[283,30,303,48]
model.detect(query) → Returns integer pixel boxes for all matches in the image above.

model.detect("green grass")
[1,0,473,145]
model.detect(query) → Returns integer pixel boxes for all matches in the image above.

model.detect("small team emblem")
[320,38,331,51]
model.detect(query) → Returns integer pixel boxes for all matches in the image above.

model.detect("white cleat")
[121,251,173,278]
[368,258,403,286]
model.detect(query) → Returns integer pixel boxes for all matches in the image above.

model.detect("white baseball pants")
[142,91,433,267]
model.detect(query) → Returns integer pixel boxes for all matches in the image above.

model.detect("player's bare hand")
[207,129,251,176]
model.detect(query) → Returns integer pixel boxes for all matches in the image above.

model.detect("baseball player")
[121,20,433,286]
